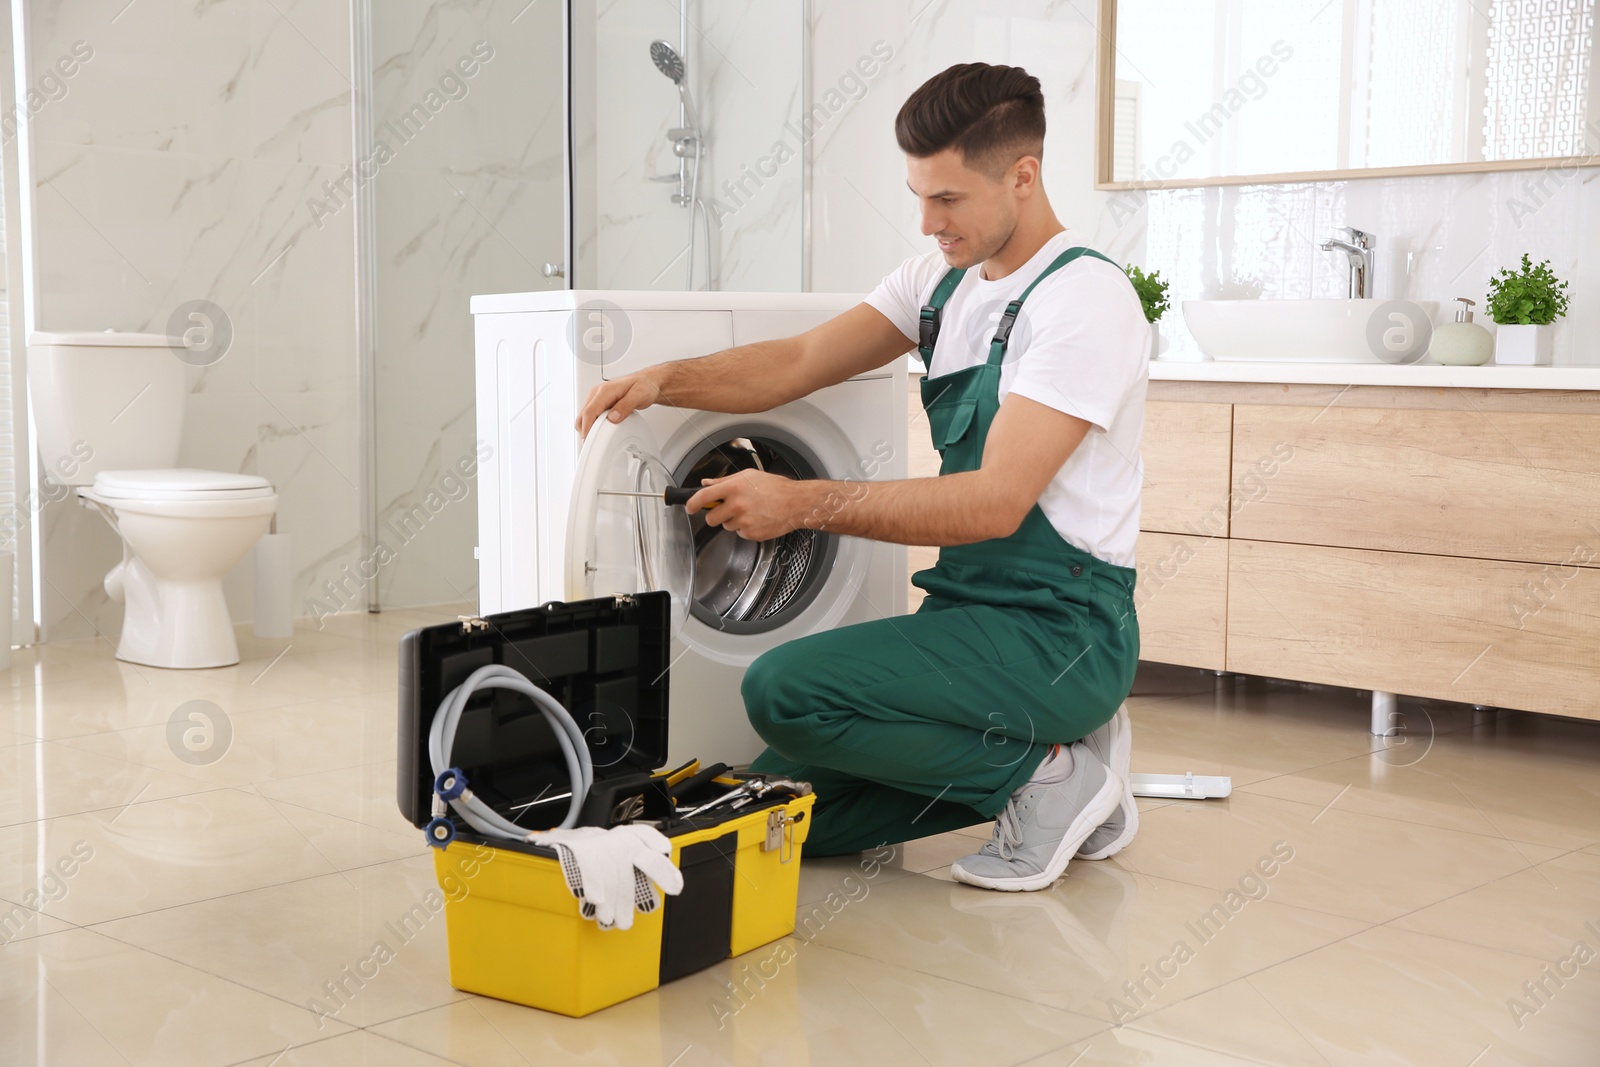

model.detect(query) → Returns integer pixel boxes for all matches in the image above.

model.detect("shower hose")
[424,663,593,848]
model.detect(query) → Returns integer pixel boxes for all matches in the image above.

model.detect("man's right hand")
[576,369,664,438]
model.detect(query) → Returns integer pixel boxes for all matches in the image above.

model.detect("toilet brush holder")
[253,532,294,638]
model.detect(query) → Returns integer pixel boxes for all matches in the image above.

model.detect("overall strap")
[986,246,1119,366]
[917,267,967,364]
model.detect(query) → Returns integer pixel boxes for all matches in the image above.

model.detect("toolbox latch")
[763,808,797,863]
[456,615,489,634]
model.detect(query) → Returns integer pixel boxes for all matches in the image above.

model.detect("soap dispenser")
[1429,297,1493,366]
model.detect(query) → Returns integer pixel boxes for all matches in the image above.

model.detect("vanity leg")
[1370,691,1399,737]
[1472,705,1497,727]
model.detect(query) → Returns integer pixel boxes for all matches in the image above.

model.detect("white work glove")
[535,823,685,931]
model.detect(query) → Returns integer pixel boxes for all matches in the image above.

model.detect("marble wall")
[30,0,360,641]
[807,0,1599,367]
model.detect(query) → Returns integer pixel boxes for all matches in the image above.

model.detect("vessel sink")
[1182,299,1439,363]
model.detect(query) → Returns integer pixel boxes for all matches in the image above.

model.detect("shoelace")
[985,794,1029,861]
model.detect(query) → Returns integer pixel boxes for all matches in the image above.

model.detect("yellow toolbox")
[397,591,814,1017]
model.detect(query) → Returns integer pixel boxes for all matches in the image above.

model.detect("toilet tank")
[29,331,186,486]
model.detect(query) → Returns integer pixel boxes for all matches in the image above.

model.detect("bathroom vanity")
[1136,362,1600,727]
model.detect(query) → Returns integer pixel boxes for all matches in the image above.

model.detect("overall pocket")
[924,396,977,454]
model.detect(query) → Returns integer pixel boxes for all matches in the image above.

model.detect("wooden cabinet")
[1138,381,1600,722]
[1225,539,1600,719]
[1141,400,1233,535]
[1134,530,1228,670]
[1230,403,1600,564]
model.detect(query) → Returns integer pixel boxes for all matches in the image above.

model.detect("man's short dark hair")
[894,63,1046,178]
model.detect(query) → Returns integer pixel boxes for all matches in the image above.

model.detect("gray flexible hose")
[685,142,702,290]
[428,664,594,837]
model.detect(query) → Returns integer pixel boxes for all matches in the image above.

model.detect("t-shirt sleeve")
[863,253,940,349]
[1006,261,1149,433]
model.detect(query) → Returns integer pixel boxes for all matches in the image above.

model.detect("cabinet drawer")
[1226,540,1600,720]
[1141,401,1233,536]
[1230,404,1600,566]
[1135,531,1228,671]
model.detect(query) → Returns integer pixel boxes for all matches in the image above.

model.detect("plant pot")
[1149,320,1161,360]
[1494,323,1553,366]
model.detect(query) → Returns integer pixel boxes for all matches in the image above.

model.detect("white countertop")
[1148,359,1600,391]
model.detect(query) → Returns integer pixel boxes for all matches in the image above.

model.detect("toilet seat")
[81,469,277,520]
[89,468,275,501]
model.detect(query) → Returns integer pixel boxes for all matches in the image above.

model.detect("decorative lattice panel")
[1483,0,1595,159]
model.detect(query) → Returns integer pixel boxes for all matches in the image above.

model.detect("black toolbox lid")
[396,592,671,835]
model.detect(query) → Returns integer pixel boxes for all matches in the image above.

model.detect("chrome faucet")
[1320,227,1375,299]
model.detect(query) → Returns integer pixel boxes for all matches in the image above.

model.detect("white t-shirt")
[865,228,1149,568]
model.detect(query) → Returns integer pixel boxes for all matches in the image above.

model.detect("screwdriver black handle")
[663,486,698,507]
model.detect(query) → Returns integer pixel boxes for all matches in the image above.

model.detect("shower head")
[650,40,685,84]
[649,39,699,136]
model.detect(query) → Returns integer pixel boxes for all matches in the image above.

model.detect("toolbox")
[396,590,815,1017]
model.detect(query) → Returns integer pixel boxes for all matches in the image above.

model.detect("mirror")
[1098,0,1600,187]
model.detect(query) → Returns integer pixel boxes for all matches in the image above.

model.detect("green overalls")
[745,246,1141,856]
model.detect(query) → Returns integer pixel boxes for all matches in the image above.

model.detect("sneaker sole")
[1076,778,1139,861]
[1077,707,1137,861]
[951,769,1125,893]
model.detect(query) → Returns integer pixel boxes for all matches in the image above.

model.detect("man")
[577,62,1148,892]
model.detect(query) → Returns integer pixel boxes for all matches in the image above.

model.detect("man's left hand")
[687,471,810,541]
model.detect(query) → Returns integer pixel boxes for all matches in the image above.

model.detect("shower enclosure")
[354,0,807,610]
[570,0,809,292]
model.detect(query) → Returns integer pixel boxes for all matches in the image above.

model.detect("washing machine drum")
[566,416,837,637]
[679,439,823,624]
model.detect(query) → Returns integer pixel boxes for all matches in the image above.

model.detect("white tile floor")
[1,609,1597,1065]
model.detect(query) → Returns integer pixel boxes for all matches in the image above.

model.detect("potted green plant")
[1486,254,1570,366]
[1126,265,1170,360]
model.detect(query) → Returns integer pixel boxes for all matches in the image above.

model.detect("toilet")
[29,330,278,669]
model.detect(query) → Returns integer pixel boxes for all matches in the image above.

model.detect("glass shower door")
[357,0,568,610]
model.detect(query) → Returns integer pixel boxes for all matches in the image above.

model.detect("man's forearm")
[653,339,803,414]
[789,471,1018,546]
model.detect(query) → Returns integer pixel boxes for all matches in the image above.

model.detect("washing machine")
[471,290,908,766]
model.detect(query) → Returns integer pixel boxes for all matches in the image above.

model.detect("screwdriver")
[598,485,719,508]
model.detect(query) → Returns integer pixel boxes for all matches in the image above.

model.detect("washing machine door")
[565,414,695,629]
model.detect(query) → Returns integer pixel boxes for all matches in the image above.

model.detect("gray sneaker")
[1075,703,1137,860]
[950,741,1124,892]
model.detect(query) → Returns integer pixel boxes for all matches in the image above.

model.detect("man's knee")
[742,639,826,750]
[742,643,793,736]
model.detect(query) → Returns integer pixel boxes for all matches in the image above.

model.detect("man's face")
[906,147,1022,271]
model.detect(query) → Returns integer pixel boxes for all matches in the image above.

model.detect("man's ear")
[1009,155,1041,197]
